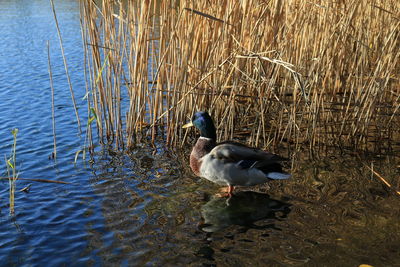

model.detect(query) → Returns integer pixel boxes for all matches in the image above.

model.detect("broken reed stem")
[50,0,81,133]
[80,0,400,151]
[47,41,57,160]
[364,163,400,196]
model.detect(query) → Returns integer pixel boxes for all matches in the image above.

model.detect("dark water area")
[0,0,399,266]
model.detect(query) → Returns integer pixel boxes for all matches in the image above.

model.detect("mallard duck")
[183,111,290,195]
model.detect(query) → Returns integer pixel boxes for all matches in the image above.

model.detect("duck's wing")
[210,142,287,164]
[208,142,290,180]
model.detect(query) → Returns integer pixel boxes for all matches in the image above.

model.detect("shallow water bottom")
[1,145,399,266]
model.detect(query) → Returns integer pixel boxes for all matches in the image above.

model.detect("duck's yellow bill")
[182,122,194,128]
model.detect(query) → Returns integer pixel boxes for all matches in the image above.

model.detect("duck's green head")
[183,111,216,140]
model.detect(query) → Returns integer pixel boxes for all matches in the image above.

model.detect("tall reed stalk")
[80,0,400,151]
[47,41,57,160]
[50,0,81,133]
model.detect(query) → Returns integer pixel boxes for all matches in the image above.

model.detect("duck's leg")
[217,185,235,197]
[227,185,234,194]
[219,186,234,193]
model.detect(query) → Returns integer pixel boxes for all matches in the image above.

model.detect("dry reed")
[80,0,400,151]
[50,0,81,133]
[47,41,57,160]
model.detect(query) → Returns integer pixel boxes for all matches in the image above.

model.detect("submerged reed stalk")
[80,0,400,151]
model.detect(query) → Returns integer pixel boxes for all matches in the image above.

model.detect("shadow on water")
[196,191,292,263]
[199,191,291,233]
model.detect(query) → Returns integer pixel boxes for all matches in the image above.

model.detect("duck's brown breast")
[189,153,201,176]
[189,137,216,177]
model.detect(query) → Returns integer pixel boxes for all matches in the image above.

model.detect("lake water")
[0,0,399,266]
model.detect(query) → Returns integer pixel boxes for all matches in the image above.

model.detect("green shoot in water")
[6,128,18,215]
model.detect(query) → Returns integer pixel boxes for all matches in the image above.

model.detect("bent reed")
[80,0,400,152]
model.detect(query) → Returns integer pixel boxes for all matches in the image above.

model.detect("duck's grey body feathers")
[196,142,290,187]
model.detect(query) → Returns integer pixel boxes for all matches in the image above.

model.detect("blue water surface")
[0,0,105,265]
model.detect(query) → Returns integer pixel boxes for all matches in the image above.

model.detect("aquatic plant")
[5,128,18,214]
[80,0,400,152]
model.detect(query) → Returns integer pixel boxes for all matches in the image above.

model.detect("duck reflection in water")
[199,191,291,233]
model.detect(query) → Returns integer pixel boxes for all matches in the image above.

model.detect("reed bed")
[80,0,400,151]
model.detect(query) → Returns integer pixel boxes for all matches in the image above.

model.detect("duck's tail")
[257,162,291,180]
[267,172,291,180]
